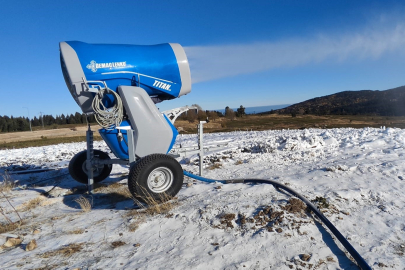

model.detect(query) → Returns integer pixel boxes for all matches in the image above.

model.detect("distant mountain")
[273,86,405,116]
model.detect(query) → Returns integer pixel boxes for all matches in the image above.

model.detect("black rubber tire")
[69,150,112,184]
[128,154,183,202]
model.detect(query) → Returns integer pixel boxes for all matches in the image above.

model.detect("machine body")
[60,41,191,158]
[61,41,191,200]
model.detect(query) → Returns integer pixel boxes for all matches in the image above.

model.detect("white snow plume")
[185,24,405,83]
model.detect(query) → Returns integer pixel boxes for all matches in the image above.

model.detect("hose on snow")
[183,171,371,270]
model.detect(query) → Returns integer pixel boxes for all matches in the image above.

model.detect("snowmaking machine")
[60,42,373,269]
[60,41,192,200]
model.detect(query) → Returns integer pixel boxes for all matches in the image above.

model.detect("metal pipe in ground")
[86,125,94,194]
[198,120,207,176]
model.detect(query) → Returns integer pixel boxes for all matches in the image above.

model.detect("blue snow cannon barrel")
[60,41,191,113]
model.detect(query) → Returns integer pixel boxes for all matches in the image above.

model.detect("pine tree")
[60,114,66,125]
[81,113,87,124]
[32,116,40,127]
[74,112,82,124]
[236,105,246,117]
[225,106,235,120]
[0,116,5,132]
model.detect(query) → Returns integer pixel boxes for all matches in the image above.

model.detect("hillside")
[275,85,405,116]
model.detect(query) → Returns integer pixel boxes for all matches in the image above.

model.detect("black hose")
[28,173,70,186]
[184,171,371,270]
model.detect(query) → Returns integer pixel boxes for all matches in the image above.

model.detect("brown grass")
[174,114,405,133]
[32,264,63,270]
[234,160,244,165]
[111,241,126,248]
[0,172,15,192]
[131,185,178,216]
[133,194,177,216]
[20,196,44,211]
[40,243,84,258]
[208,163,222,170]
[2,114,405,149]
[0,222,20,234]
[0,135,103,150]
[67,229,84,234]
[126,215,146,232]
[0,188,23,232]
[283,198,308,214]
[94,182,132,198]
[123,186,178,228]
[128,220,141,232]
[74,196,92,212]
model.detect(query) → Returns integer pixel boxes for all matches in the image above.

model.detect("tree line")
[0,105,247,132]
[178,105,246,123]
[0,113,97,133]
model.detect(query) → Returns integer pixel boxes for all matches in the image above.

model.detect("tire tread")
[128,154,183,202]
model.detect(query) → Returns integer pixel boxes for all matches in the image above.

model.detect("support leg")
[86,125,94,194]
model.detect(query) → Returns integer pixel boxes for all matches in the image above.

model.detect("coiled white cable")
[91,87,123,129]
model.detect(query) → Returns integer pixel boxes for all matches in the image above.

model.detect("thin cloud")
[185,24,405,83]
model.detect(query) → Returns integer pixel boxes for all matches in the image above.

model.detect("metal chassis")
[169,121,231,176]
[84,111,230,192]
[85,124,133,193]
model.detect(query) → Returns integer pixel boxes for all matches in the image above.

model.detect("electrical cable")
[92,87,123,129]
[183,171,372,270]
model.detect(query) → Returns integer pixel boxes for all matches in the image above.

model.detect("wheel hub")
[82,161,104,177]
[147,167,173,193]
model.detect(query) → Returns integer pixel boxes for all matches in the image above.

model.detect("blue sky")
[1,0,405,118]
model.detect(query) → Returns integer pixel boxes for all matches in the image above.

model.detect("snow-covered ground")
[0,127,405,269]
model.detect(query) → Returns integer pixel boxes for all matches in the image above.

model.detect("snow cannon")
[60,41,191,113]
[60,41,193,201]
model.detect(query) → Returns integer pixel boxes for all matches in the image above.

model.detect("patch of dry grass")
[0,172,15,192]
[93,182,122,193]
[133,192,178,216]
[128,221,140,232]
[122,186,179,232]
[32,264,65,270]
[111,241,126,248]
[282,198,308,214]
[98,183,132,197]
[127,216,145,232]
[67,229,84,234]
[0,185,23,233]
[20,196,45,212]
[208,163,222,170]
[0,222,21,234]
[40,243,84,258]
[124,186,178,229]
[234,160,244,165]
[74,196,92,212]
